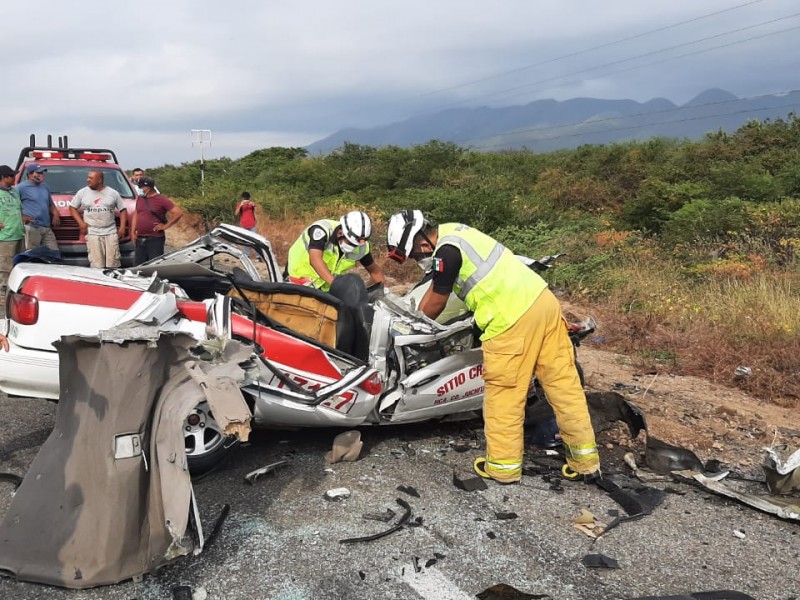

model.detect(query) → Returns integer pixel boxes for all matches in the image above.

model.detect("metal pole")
[190,129,212,197]
[200,142,205,195]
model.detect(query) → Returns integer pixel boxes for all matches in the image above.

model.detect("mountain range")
[306,89,800,154]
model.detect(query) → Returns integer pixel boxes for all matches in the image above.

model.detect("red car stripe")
[230,314,341,379]
[18,276,342,381]
[20,277,143,309]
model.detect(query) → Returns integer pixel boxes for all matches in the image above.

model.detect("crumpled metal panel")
[673,470,800,522]
[762,445,800,495]
[0,334,251,588]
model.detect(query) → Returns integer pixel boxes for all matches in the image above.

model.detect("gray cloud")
[2,0,798,167]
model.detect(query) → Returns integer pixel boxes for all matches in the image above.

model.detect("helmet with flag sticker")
[386,210,430,263]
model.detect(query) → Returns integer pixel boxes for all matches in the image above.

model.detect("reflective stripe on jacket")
[436,223,547,340]
[287,219,370,291]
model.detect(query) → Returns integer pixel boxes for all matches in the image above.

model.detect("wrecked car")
[0,224,591,472]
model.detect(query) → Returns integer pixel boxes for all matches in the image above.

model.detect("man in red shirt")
[131,177,183,265]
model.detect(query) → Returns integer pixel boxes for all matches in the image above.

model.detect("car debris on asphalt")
[762,444,800,494]
[476,582,552,599]
[324,430,363,464]
[323,487,352,501]
[243,459,288,484]
[573,508,607,538]
[1,259,797,596]
[339,498,412,544]
[452,468,489,492]
[396,484,420,498]
[581,553,620,569]
[361,508,397,523]
[671,469,800,522]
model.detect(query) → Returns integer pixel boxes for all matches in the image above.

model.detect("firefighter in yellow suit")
[387,210,600,483]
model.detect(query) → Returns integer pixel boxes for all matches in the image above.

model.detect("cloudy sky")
[2,0,798,168]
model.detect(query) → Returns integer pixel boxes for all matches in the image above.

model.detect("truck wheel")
[183,401,238,475]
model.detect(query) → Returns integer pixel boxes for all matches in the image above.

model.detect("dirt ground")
[577,339,800,474]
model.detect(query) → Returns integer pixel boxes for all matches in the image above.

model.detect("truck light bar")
[78,152,111,161]
[32,151,64,159]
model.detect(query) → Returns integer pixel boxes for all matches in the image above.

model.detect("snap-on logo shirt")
[70,185,126,236]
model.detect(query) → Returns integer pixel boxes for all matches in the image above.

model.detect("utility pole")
[190,129,212,196]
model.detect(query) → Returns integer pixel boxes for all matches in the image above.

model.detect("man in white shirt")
[69,170,127,268]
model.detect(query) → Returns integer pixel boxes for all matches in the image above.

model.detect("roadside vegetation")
[150,116,800,406]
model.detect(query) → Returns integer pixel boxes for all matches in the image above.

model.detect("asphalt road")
[1,391,798,600]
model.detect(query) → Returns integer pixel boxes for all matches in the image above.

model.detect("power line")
[407,0,766,102]
[514,23,800,109]
[440,12,800,109]
[470,101,800,151]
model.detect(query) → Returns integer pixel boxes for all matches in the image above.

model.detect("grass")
[592,259,800,407]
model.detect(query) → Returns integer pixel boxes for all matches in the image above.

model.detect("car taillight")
[9,292,39,325]
[359,372,383,395]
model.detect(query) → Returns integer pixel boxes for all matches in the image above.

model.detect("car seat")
[229,270,370,361]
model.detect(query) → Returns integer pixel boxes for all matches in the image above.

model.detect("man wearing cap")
[0,165,26,303]
[17,163,60,251]
[69,170,126,268]
[131,176,182,265]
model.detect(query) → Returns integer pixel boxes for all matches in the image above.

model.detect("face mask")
[339,240,356,254]
[416,257,434,273]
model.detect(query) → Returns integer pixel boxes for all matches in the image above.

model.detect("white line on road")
[401,564,474,600]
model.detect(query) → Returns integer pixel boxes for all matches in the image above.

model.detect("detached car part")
[762,445,800,495]
[0,334,251,588]
[339,498,412,544]
[672,470,800,522]
[645,436,705,474]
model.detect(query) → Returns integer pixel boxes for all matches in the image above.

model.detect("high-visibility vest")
[287,219,370,292]
[436,223,547,340]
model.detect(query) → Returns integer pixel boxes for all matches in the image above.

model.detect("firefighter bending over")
[386,210,600,483]
[287,210,384,292]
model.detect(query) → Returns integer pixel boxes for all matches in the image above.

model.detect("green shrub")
[662,198,752,245]
[620,178,709,233]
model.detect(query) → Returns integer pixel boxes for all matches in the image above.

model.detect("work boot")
[561,464,602,483]
[473,457,520,484]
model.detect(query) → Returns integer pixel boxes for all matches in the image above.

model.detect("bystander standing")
[0,165,25,303]
[131,177,182,265]
[69,170,127,268]
[234,191,258,257]
[17,163,60,251]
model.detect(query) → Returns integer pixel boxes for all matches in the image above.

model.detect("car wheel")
[183,401,238,475]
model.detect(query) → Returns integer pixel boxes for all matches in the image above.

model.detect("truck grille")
[54,216,81,241]
[53,215,130,242]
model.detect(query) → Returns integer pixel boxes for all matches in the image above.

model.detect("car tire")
[183,400,238,475]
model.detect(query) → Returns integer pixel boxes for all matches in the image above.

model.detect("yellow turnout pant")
[482,288,599,482]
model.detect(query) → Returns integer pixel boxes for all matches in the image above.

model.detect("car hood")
[138,224,283,283]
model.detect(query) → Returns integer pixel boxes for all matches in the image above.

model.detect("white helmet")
[387,209,429,263]
[340,211,372,245]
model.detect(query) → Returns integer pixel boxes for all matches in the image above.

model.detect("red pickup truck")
[14,135,138,267]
